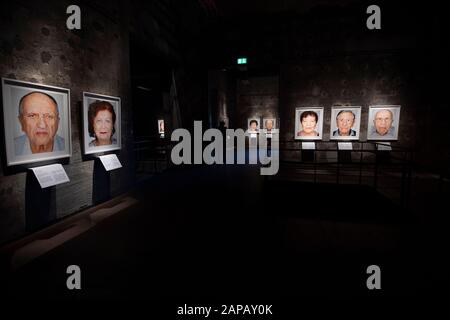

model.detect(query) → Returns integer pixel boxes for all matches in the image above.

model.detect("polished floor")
[2,164,447,300]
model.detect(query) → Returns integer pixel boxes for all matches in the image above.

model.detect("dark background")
[0,0,449,302]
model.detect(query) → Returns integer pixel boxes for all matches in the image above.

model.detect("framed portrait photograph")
[262,118,279,133]
[83,92,121,155]
[158,119,165,134]
[367,105,401,140]
[329,106,361,140]
[1,78,71,166]
[294,107,324,140]
[247,117,261,133]
[219,117,229,128]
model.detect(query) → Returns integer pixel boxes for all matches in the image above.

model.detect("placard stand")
[376,142,392,163]
[336,142,352,163]
[301,142,315,162]
[92,154,122,204]
[25,164,69,231]
[266,135,272,157]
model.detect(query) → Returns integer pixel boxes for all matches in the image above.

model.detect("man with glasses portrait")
[15,91,65,155]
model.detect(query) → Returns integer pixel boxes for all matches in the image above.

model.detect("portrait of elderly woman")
[88,101,117,147]
[294,107,324,140]
[247,118,261,134]
[83,92,121,154]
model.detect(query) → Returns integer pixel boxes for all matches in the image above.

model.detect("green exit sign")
[237,57,247,65]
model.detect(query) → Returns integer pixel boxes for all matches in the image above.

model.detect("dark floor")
[2,164,448,302]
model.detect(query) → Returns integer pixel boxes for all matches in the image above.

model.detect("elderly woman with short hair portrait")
[88,100,117,147]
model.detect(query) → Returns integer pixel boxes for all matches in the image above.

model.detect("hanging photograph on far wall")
[158,119,165,134]
[247,117,261,133]
[83,92,121,155]
[295,107,324,140]
[218,117,229,129]
[262,118,279,133]
[1,78,72,166]
[329,106,361,140]
[367,105,401,140]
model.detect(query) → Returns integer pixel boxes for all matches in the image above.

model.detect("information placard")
[302,142,316,150]
[338,142,353,150]
[377,142,392,151]
[30,164,70,189]
[99,154,122,171]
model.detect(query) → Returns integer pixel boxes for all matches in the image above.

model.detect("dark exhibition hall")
[1,0,449,310]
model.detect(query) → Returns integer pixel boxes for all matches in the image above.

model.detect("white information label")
[302,142,316,150]
[30,164,70,189]
[377,142,392,151]
[250,133,257,139]
[266,133,273,139]
[338,142,353,150]
[99,154,122,171]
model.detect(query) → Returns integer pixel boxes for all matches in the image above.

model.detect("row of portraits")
[2,78,121,166]
[247,105,401,141]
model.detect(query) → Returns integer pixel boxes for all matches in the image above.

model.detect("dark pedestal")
[301,150,315,162]
[93,157,111,205]
[25,172,56,232]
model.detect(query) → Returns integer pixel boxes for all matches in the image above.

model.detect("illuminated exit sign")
[237,57,247,65]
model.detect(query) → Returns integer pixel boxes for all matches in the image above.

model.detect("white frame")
[247,117,261,133]
[262,118,279,133]
[329,106,361,141]
[295,107,324,140]
[367,105,401,141]
[158,119,165,134]
[2,78,72,166]
[83,92,121,155]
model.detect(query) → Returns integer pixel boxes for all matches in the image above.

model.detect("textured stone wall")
[236,76,279,130]
[279,53,417,145]
[0,0,133,244]
[216,1,447,164]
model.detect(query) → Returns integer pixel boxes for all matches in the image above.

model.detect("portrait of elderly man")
[264,118,278,132]
[332,110,357,137]
[372,109,395,138]
[14,91,65,155]
[265,119,274,131]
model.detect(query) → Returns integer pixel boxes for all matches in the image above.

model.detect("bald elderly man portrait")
[370,109,396,138]
[14,91,65,155]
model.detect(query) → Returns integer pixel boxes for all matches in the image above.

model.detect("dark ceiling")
[199,0,358,17]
